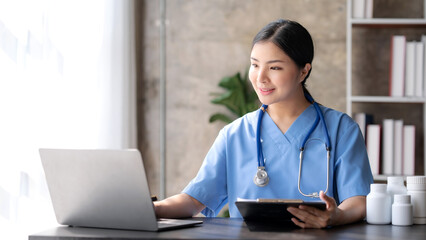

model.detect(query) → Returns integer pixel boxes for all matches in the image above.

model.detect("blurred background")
[0,0,423,239]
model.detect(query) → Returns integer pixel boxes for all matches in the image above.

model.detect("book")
[365,0,374,18]
[405,42,416,97]
[422,36,426,97]
[415,41,424,97]
[353,0,366,18]
[393,120,403,175]
[403,125,415,175]
[354,113,373,140]
[382,119,394,175]
[390,36,406,97]
[366,124,381,175]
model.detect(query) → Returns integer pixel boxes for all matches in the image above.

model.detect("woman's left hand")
[286,191,341,228]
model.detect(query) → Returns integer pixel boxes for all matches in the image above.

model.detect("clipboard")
[235,199,326,231]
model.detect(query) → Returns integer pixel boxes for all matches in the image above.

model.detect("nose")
[256,68,269,84]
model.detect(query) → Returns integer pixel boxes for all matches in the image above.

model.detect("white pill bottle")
[392,194,413,226]
[366,183,391,224]
[406,176,426,224]
[387,176,407,203]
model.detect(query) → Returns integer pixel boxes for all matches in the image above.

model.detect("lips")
[259,87,275,95]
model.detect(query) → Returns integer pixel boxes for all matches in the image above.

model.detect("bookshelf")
[352,18,426,26]
[346,0,426,180]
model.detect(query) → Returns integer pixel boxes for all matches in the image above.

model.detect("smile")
[259,88,275,95]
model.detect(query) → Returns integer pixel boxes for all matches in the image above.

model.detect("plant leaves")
[218,73,242,89]
[211,90,245,116]
[209,113,233,123]
[209,70,260,124]
[211,74,246,116]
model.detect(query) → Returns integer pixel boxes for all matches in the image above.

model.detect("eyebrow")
[250,57,285,64]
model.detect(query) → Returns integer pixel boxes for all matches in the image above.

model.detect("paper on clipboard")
[236,198,304,203]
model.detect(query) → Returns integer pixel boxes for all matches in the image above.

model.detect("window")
[0,1,136,238]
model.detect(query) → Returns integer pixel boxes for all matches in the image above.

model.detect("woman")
[154,19,373,228]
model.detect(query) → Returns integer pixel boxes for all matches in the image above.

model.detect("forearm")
[335,196,366,226]
[154,193,205,218]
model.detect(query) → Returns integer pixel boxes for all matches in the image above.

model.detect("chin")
[257,95,275,105]
[259,100,275,106]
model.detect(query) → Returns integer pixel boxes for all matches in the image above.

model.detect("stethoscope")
[253,93,332,198]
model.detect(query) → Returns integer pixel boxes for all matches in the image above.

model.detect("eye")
[270,66,282,70]
[251,63,258,68]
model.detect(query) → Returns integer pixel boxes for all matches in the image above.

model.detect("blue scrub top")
[182,104,373,218]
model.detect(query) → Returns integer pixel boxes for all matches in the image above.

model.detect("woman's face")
[249,41,307,106]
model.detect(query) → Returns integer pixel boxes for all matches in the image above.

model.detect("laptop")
[39,148,202,231]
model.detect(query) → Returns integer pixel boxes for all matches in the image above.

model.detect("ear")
[299,63,311,83]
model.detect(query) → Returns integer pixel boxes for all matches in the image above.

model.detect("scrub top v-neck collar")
[261,104,317,148]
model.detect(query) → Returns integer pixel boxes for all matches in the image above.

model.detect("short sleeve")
[334,120,373,203]
[182,129,228,217]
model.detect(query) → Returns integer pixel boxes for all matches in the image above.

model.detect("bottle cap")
[388,176,404,184]
[407,176,426,191]
[394,194,411,204]
[370,183,387,193]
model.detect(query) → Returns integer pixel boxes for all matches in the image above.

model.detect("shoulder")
[319,105,360,141]
[320,105,357,128]
[220,109,259,138]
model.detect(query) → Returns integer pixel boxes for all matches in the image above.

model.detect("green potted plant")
[209,71,259,124]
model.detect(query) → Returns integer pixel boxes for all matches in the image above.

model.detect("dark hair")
[252,19,314,97]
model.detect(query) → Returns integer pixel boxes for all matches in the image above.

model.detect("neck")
[266,90,311,133]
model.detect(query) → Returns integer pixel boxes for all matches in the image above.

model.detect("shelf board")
[373,175,408,182]
[351,96,426,103]
[373,175,388,181]
[351,18,426,27]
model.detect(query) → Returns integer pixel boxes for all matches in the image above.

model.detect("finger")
[319,191,336,209]
[291,217,323,229]
[289,205,331,228]
[291,217,306,228]
[287,207,305,220]
[289,207,328,229]
[298,204,331,226]
[298,204,323,216]
[287,207,316,223]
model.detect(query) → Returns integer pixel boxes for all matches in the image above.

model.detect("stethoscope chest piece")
[254,166,269,187]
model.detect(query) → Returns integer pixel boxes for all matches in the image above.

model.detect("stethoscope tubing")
[256,104,268,167]
[255,93,332,197]
[298,140,330,198]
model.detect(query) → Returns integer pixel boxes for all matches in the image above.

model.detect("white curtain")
[0,0,136,239]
